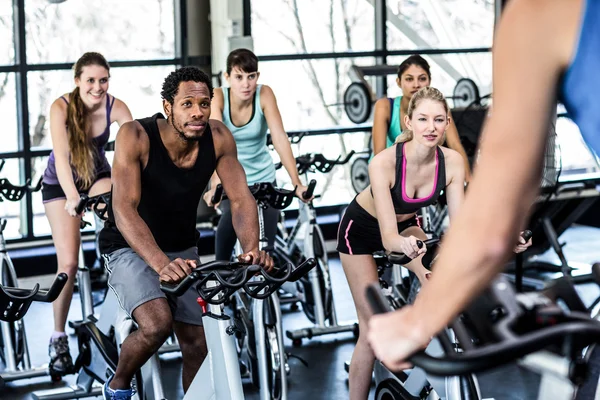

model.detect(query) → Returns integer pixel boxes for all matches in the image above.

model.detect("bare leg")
[110,298,173,390]
[340,253,379,400]
[44,199,81,333]
[174,321,207,392]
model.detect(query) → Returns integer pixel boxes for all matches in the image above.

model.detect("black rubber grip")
[302,179,317,199]
[521,230,533,242]
[592,263,600,286]
[211,184,224,205]
[75,194,89,215]
[37,273,69,302]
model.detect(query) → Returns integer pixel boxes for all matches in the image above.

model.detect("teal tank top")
[387,96,403,147]
[222,84,276,185]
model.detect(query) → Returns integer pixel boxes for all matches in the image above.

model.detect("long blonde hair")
[395,86,449,145]
[67,52,110,190]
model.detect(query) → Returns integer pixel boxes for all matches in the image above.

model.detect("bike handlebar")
[75,192,111,220]
[160,258,317,305]
[302,179,317,200]
[211,182,296,210]
[366,262,600,378]
[275,151,356,175]
[0,273,68,322]
[0,176,43,202]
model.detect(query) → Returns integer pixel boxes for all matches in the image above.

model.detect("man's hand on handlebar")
[159,258,197,283]
[514,230,532,253]
[367,305,429,372]
[238,249,274,273]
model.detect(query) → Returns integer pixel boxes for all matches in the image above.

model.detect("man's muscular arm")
[111,122,192,282]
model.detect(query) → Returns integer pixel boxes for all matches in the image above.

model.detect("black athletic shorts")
[41,170,111,203]
[336,198,418,255]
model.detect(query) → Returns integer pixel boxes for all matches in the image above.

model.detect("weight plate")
[453,78,481,108]
[350,156,370,194]
[344,82,372,124]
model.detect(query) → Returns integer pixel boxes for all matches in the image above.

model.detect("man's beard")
[170,115,202,142]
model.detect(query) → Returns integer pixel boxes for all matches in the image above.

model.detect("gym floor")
[3,225,600,400]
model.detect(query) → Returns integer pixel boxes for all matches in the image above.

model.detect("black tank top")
[99,113,216,254]
[371,142,446,215]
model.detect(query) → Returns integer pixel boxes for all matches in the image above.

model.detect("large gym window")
[386,0,494,50]
[0,0,182,243]
[250,0,376,55]
[24,0,175,63]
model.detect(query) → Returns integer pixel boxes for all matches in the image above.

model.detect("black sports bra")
[372,142,446,215]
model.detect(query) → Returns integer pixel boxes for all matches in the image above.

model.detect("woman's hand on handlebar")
[294,184,313,203]
[514,231,532,253]
[397,236,427,259]
[159,258,196,283]
[238,249,275,273]
[367,305,429,371]
[202,188,221,209]
[65,195,82,217]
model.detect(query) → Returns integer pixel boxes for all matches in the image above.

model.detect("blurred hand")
[514,231,533,253]
[367,306,430,371]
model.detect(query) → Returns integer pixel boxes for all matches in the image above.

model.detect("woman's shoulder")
[439,146,461,162]
[439,146,465,175]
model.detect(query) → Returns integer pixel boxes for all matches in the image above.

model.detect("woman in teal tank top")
[371,55,472,181]
[204,48,310,261]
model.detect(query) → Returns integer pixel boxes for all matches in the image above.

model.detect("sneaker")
[102,375,136,400]
[48,335,74,375]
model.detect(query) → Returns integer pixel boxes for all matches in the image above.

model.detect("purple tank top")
[42,94,115,187]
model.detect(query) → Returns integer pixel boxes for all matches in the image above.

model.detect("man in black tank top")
[98,67,273,397]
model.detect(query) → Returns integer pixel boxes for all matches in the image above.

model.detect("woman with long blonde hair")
[41,52,132,374]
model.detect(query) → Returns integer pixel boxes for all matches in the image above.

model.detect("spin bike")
[0,163,58,385]
[0,273,69,388]
[33,192,179,400]
[366,261,600,400]
[272,151,360,345]
[212,181,309,400]
[371,239,482,400]
[368,231,532,400]
[161,257,317,400]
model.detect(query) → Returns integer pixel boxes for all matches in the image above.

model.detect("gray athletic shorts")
[103,246,204,326]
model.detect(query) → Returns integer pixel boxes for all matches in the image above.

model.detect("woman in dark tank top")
[40,52,133,374]
[337,86,531,399]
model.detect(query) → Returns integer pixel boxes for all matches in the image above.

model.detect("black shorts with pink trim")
[336,198,418,255]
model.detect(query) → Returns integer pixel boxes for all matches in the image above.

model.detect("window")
[386,52,492,107]
[386,0,494,50]
[0,158,25,240]
[0,2,15,65]
[0,73,19,154]
[251,0,375,55]
[25,0,175,64]
[272,129,367,208]
[256,57,376,131]
[28,65,176,151]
